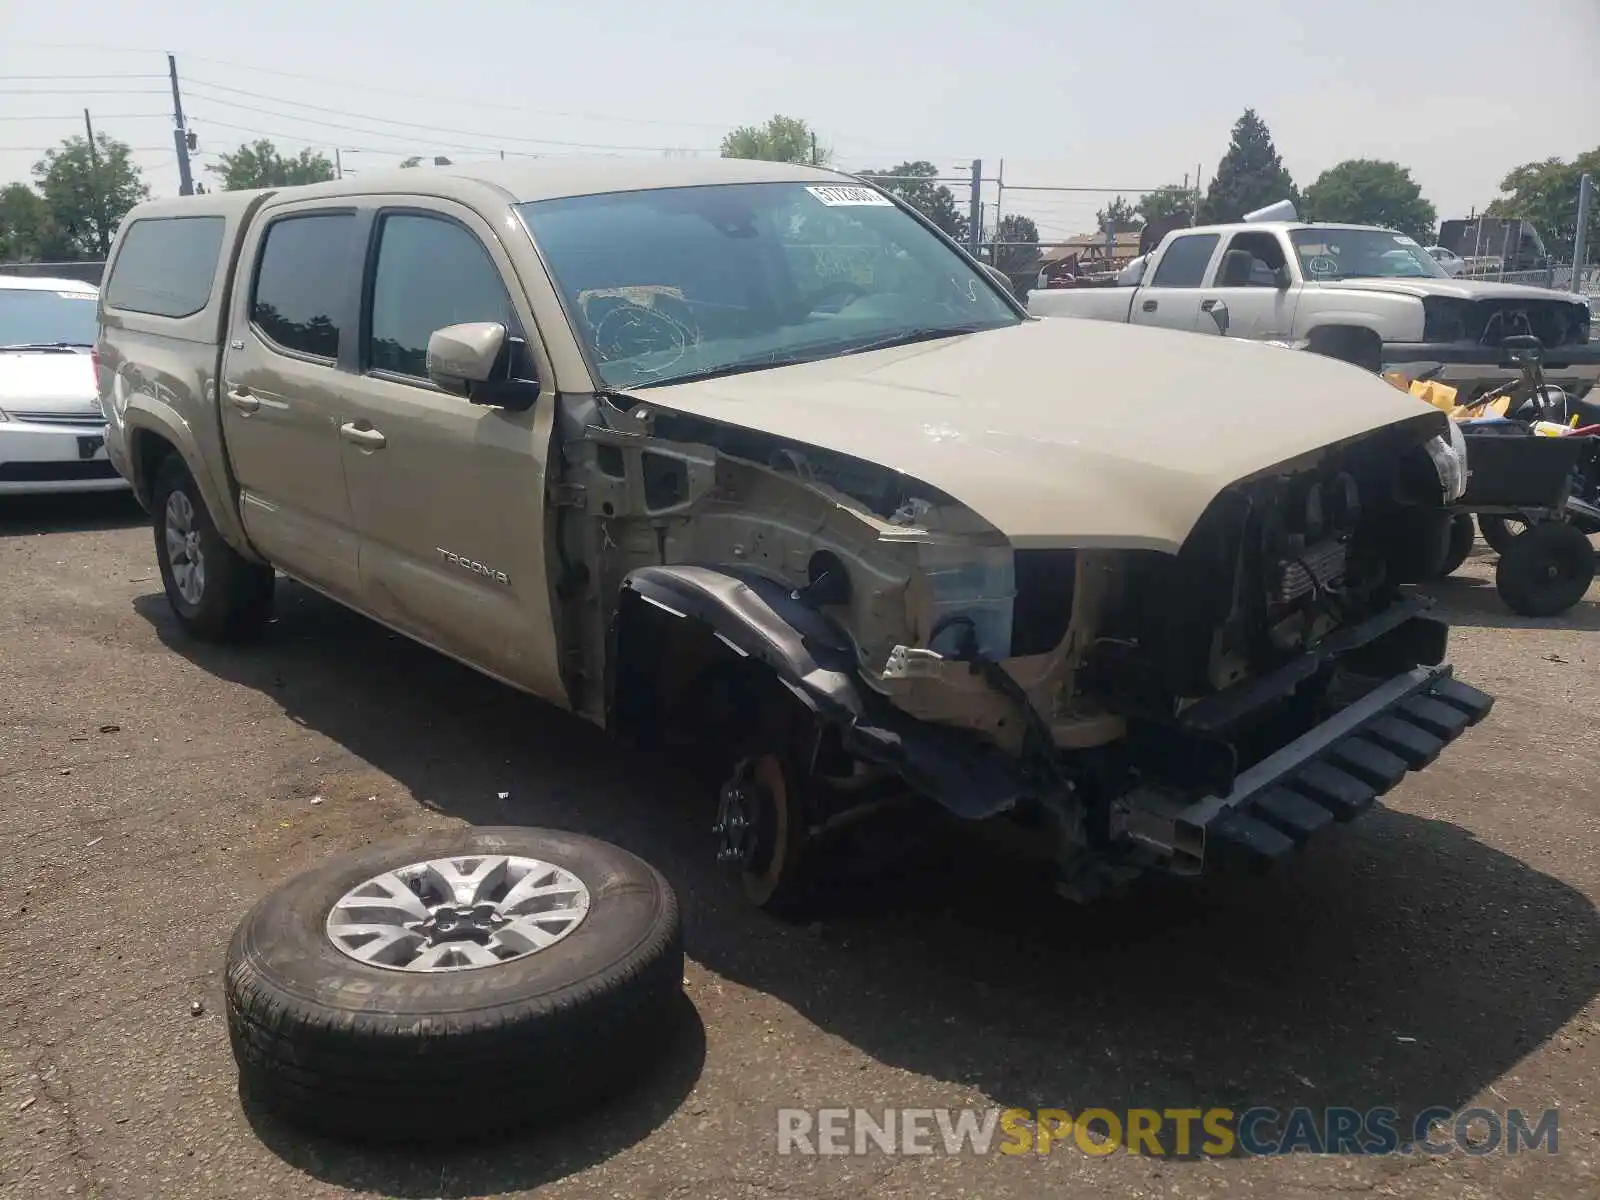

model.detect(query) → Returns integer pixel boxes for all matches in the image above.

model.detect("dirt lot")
[1,493,1597,1200]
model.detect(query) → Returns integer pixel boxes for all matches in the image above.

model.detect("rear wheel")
[1494,520,1596,617]
[152,454,274,641]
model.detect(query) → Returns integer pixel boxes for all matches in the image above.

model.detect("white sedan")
[0,275,126,494]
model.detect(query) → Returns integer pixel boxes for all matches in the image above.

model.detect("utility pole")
[168,53,195,196]
[82,108,113,258]
[994,158,1004,238]
[335,149,343,180]
[1572,174,1594,293]
[810,132,818,167]
[968,159,982,256]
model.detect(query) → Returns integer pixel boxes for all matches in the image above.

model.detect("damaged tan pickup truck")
[96,159,1491,912]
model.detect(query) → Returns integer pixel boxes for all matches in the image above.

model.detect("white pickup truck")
[1029,218,1597,394]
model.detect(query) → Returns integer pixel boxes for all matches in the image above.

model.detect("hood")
[1309,277,1589,304]
[0,350,98,416]
[632,320,1442,553]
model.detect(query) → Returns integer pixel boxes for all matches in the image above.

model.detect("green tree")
[1095,195,1141,234]
[1484,148,1600,261]
[858,161,967,240]
[993,213,1040,275]
[720,116,829,166]
[1302,159,1437,243]
[210,139,335,190]
[0,183,73,262]
[1135,184,1199,227]
[1198,109,1297,224]
[31,134,149,259]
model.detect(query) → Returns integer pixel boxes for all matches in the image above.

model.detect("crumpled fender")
[611,564,1027,819]
[621,564,863,717]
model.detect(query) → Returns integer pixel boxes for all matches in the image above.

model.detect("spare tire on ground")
[225,826,683,1143]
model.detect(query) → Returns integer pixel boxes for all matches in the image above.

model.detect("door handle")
[1141,299,1158,312]
[225,386,259,414]
[339,422,387,449]
[1200,299,1221,311]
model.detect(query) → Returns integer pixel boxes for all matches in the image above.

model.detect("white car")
[0,275,125,494]
[1424,245,1466,277]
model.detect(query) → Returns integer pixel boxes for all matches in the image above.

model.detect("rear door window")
[251,213,355,359]
[1150,233,1220,288]
[104,216,226,317]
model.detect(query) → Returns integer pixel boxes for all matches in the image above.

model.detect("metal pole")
[1499,225,1511,281]
[1572,174,1594,293]
[968,159,982,256]
[82,108,112,258]
[994,158,1003,243]
[168,53,194,196]
[335,148,343,180]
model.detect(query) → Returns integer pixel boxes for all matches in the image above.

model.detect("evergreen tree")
[1199,109,1297,224]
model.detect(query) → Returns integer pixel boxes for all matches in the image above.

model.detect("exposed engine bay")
[557,386,1452,753]
[541,382,1489,896]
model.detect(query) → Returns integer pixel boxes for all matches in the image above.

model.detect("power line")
[0,73,167,80]
[181,83,716,153]
[2,41,732,131]
[175,57,734,130]
[0,113,167,120]
[0,87,168,95]
[183,115,538,159]
[1,146,173,152]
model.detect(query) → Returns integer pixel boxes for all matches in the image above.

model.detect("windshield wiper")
[627,326,987,390]
[0,341,91,352]
[630,350,826,389]
[836,325,986,356]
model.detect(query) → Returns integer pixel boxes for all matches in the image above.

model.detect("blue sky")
[4,0,1597,244]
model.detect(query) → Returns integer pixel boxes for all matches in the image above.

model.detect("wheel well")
[1307,326,1383,373]
[130,429,179,507]
[609,589,817,767]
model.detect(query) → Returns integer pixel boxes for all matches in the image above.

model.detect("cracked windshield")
[517,181,1019,389]
[1290,227,1450,281]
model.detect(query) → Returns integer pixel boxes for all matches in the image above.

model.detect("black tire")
[225,826,682,1143]
[1478,513,1536,555]
[151,454,274,642]
[1435,514,1476,578]
[1494,521,1596,617]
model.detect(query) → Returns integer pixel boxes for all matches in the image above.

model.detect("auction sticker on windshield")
[807,185,893,207]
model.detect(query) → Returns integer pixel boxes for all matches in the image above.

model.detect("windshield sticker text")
[806,186,893,207]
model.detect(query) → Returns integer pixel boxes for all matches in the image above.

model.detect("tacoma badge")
[436,548,509,585]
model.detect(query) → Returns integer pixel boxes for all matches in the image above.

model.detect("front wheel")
[1494,520,1596,617]
[152,454,274,642]
[1435,514,1476,578]
[1478,513,1539,555]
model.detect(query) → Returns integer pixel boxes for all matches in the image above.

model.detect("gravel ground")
[1,492,1597,1200]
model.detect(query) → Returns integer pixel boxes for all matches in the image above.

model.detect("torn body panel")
[557,384,1482,888]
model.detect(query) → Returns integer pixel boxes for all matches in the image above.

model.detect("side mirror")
[426,321,539,410]
[1273,265,1293,290]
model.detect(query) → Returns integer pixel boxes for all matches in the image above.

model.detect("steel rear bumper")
[1122,666,1493,875]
